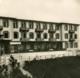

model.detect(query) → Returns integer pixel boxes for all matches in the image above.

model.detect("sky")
[0,0,80,23]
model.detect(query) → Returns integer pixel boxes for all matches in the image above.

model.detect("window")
[56,33,59,39]
[44,33,47,39]
[14,32,18,39]
[36,23,40,29]
[21,21,26,28]
[3,19,8,27]
[74,26,77,31]
[70,42,73,48]
[65,25,68,30]
[50,33,53,38]
[65,33,68,39]
[53,24,56,30]
[56,25,59,30]
[23,33,26,38]
[74,43,78,48]
[37,33,41,38]
[43,23,47,30]
[65,42,68,48]
[70,34,73,38]
[30,32,34,39]
[13,20,17,28]
[29,22,33,29]
[69,25,73,30]
[73,25,75,31]
[49,24,53,29]
[74,34,77,39]
[3,31,9,38]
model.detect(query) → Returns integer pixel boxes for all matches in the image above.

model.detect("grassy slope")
[24,56,80,78]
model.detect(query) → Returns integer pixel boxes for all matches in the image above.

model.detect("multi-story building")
[0,16,79,54]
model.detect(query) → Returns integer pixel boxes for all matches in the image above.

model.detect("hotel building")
[0,16,79,54]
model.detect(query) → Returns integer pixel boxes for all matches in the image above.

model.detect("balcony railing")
[20,38,30,42]
[1,38,11,41]
[20,27,29,32]
[36,38,44,41]
[69,30,75,33]
[48,29,56,33]
[0,26,3,30]
[35,28,43,32]
[49,38,56,41]
[69,38,75,41]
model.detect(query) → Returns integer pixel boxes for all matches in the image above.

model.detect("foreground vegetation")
[24,56,80,78]
[0,56,80,78]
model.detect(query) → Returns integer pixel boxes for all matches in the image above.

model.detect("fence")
[0,50,80,65]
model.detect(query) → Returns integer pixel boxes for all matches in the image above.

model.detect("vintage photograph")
[0,0,80,78]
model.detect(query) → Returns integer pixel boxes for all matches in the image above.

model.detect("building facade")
[0,16,79,54]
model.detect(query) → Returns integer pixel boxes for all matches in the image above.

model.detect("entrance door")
[3,41,10,54]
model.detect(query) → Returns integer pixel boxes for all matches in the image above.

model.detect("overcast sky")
[0,0,80,23]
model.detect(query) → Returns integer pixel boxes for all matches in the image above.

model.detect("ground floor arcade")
[0,41,78,55]
[10,41,66,53]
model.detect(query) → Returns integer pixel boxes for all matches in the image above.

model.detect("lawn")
[23,56,80,78]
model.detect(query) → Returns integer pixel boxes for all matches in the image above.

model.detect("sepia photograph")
[0,0,80,78]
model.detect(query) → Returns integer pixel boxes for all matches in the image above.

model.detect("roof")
[0,16,79,25]
[0,16,17,20]
[60,22,79,26]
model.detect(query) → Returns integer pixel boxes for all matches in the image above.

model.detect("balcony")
[49,38,56,41]
[1,38,11,41]
[69,38,75,41]
[35,28,43,32]
[0,26,3,30]
[20,38,30,42]
[36,38,44,41]
[20,27,29,32]
[69,30,75,33]
[48,29,56,33]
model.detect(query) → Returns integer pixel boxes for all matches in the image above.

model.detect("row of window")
[3,31,60,39]
[3,20,60,30]
[3,19,18,28]
[23,33,59,39]
[3,31,77,40]
[64,25,77,31]
[3,31,18,39]
[65,33,77,39]
[3,19,77,31]
[65,42,78,48]
[3,20,77,31]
